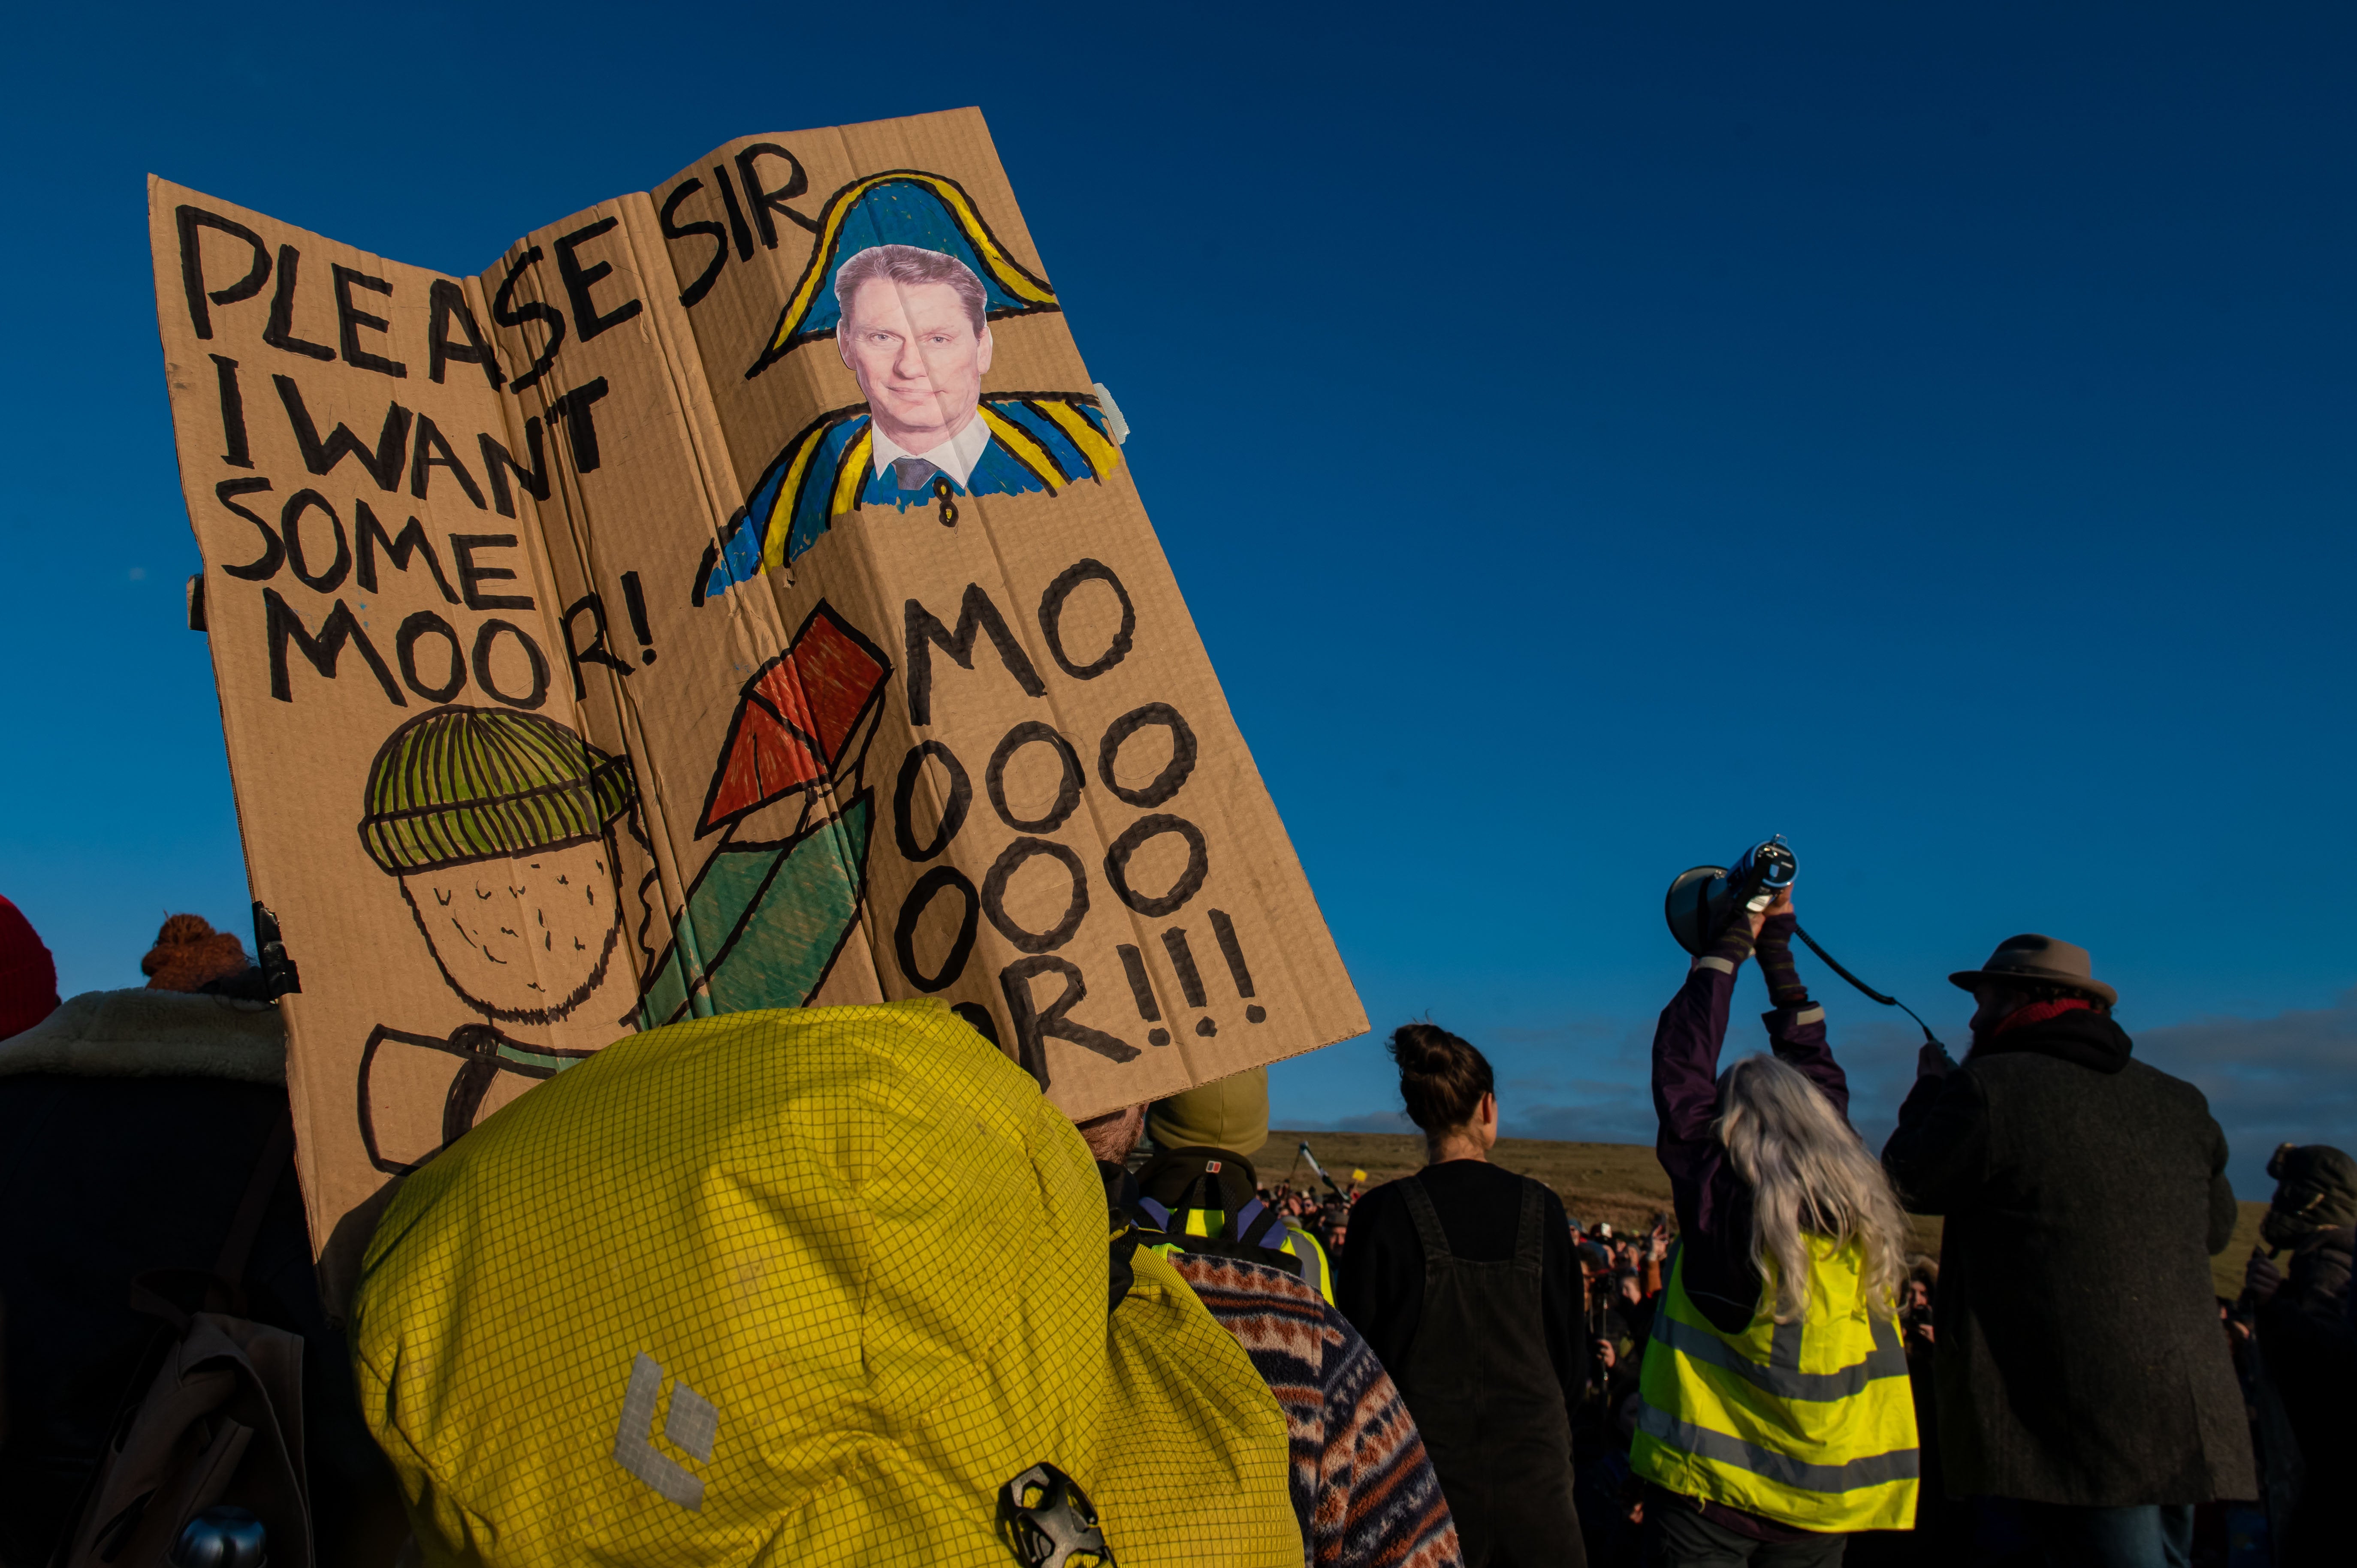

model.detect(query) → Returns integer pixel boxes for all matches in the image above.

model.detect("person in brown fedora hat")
[1947,932,2119,1010]
[1882,935,2252,1568]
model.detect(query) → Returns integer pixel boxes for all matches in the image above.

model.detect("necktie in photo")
[892,456,940,491]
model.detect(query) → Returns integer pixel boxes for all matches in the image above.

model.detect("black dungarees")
[1393,1173,1586,1568]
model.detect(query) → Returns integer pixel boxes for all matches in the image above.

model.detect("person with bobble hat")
[1084,1092,1467,1568]
[1132,1068,1334,1302]
[1338,1023,1589,1567]
[1884,934,2251,1568]
[1636,888,1919,1565]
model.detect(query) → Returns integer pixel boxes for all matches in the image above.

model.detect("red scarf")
[1993,996,2096,1037]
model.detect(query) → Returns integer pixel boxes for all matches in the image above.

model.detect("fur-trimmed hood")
[0,988,284,1083]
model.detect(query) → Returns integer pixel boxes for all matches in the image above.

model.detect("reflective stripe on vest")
[1630,1236,1919,1533]
[1285,1225,1334,1305]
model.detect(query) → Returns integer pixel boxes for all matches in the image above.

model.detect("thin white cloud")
[1325,1110,1419,1134]
[1276,993,2350,1203]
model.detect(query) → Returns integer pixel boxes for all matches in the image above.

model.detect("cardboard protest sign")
[148,107,1365,1292]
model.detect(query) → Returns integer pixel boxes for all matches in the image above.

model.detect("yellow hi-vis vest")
[1631,1235,1918,1533]
[1152,1209,1335,1304]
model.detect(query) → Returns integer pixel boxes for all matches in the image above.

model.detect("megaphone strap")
[1792,924,1945,1049]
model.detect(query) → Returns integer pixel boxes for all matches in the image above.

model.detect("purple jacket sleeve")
[1652,936,1747,1243]
[1753,911,1847,1117]
[1654,916,1861,1334]
[1763,999,1847,1119]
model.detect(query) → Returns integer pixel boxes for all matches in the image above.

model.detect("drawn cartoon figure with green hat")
[355,705,639,1175]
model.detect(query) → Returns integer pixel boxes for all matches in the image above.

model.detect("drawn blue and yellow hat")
[746,171,1059,379]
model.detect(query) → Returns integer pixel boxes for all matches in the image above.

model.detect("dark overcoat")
[1882,1010,2255,1506]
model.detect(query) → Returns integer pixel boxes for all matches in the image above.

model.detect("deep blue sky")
[3,4,2350,1191]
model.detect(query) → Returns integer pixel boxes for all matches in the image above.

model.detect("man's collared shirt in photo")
[869,412,992,488]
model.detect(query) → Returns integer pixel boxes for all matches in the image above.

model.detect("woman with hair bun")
[1635,889,1918,1565]
[1337,1023,1589,1567]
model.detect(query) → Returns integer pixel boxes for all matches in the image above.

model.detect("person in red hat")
[0,896,61,1040]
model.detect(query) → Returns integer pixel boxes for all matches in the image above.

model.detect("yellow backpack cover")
[349,1000,1297,1567]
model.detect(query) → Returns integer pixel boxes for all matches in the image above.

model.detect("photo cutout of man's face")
[838,271,993,452]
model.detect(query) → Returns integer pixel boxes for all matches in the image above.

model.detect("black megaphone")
[1662,837,1951,1050]
[1664,835,1798,956]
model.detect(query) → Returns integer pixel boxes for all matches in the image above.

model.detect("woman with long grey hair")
[1633,891,1920,1566]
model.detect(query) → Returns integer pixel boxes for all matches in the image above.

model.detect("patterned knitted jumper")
[1171,1253,1464,1568]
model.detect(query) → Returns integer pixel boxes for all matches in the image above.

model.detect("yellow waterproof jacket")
[1631,1236,1918,1533]
[350,1000,1297,1568]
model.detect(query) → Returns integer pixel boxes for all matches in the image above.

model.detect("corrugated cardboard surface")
[149,108,1364,1300]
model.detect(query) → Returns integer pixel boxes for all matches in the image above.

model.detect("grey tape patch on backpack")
[615,1352,712,1509]
[666,1380,718,1462]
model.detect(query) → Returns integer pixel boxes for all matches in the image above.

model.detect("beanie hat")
[142,913,253,993]
[1146,1066,1269,1157]
[2261,1143,2357,1247]
[0,895,60,1039]
[359,707,634,876]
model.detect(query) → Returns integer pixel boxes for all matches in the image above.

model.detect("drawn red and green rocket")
[637,603,891,1026]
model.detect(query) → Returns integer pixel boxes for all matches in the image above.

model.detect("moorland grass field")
[1271,1131,2267,1299]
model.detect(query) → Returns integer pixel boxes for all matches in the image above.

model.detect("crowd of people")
[1181,895,2348,1568]
[6,890,2354,1568]
[1264,1158,1989,1564]
[1241,1146,2346,1568]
